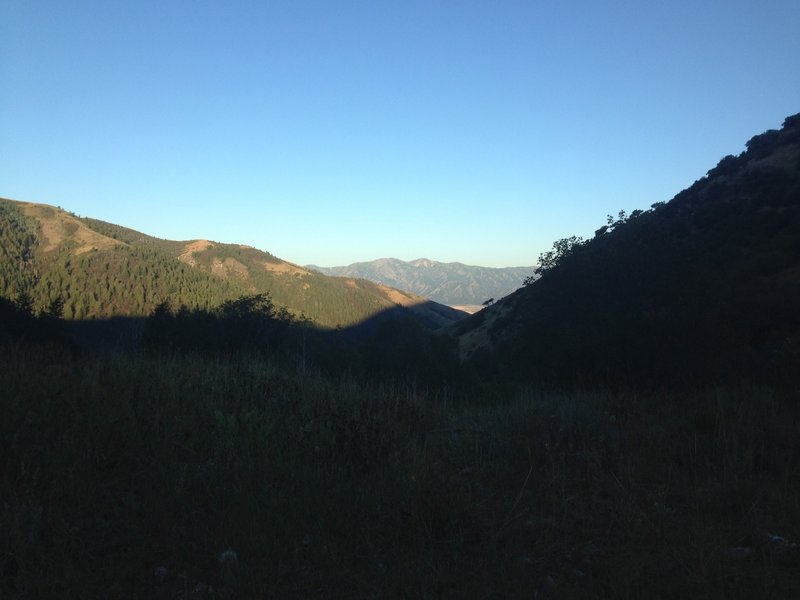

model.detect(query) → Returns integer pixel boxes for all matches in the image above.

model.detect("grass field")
[2,342,799,598]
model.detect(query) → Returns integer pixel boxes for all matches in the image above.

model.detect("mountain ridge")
[307,257,533,307]
[0,198,466,329]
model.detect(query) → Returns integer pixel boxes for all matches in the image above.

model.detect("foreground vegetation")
[3,340,799,598]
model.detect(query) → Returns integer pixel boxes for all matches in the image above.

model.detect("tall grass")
[2,342,799,598]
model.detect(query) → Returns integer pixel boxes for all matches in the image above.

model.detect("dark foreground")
[2,343,799,598]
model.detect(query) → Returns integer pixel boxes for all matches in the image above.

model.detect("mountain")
[307,257,533,309]
[452,112,800,388]
[0,199,466,329]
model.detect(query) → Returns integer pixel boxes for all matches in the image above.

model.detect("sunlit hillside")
[0,199,465,329]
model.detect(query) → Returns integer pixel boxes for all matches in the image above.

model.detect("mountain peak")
[410,258,439,268]
[309,257,534,306]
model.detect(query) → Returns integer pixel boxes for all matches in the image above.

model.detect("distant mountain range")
[0,199,466,330]
[307,258,533,308]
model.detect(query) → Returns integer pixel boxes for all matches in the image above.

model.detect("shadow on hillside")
[52,300,466,350]
[0,297,469,386]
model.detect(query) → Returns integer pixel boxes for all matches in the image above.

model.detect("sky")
[1,1,799,268]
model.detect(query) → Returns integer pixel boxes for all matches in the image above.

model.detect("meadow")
[3,341,799,598]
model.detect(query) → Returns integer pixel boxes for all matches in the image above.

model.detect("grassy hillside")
[3,342,799,598]
[0,200,237,320]
[0,199,465,328]
[455,113,800,389]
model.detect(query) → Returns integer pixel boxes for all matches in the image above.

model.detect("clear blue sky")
[2,1,798,268]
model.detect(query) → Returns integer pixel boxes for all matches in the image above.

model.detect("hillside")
[0,199,466,329]
[308,257,533,308]
[454,112,800,388]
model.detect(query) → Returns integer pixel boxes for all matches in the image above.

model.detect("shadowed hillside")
[454,113,800,389]
[0,199,466,329]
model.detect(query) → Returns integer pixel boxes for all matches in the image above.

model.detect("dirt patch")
[210,257,249,280]
[223,257,249,278]
[261,260,309,275]
[20,202,125,254]
[177,240,214,267]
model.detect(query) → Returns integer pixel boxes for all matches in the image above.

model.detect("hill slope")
[454,112,800,388]
[308,257,533,307]
[0,200,466,329]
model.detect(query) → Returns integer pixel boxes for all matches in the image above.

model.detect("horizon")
[307,256,535,269]
[0,194,534,269]
[2,1,799,268]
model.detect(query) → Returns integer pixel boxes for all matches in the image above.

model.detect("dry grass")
[20,202,125,254]
[2,343,799,598]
